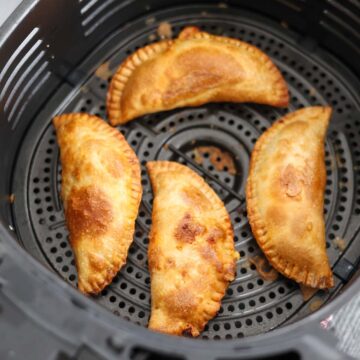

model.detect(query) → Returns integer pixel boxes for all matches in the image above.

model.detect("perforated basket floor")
[12,5,360,340]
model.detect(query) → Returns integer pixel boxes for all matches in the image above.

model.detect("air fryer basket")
[0,0,360,359]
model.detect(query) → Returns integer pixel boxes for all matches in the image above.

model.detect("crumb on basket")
[145,17,156,26]
[95,61,112,81]
[334,236,346,252]
[157,22,173,39]
[148,33,157,42]
[309,87,317,97]
[80,85,89,94]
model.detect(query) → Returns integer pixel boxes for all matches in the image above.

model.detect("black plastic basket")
[0,0,359,359]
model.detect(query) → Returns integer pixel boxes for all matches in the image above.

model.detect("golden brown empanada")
[246,106,334,289]
[147,161,239,336]
[53,113,142,294]
[107,26,289,125]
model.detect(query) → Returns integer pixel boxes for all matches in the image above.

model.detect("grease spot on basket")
[309,298,324,312]
[8,194,15,204]
[248,255,279,282]
[329,156,336,170]
[194,146,236,175]
[280,20,289,29]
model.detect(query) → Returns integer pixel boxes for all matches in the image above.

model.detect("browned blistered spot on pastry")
[206,227,226,244]
[199,246,223,273]
[280,164,302,197]
[206,237,216,245]
[66,186,112,243]
[181,185,211,211]
[167,257,175,266]
[163,47,244,106]
[174,213,205,243]
[166,287,197,317]
[195,146,236,175]
[249,255,279,282]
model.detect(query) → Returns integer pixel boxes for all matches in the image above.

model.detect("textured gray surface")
[333,295,360,359]
[0,0,22,27]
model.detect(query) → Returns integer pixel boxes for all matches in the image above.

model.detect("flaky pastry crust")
[146,161,239,336]
[53,113,142,294]
[107,26,289,125]
[246,107,334,289]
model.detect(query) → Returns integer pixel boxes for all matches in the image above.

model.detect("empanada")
[53,113,142,294]
[107,26,289,125]
[147,161,239,336]
[246,107,334,288]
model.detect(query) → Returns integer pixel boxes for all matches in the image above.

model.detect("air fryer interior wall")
[0,0,360,356]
